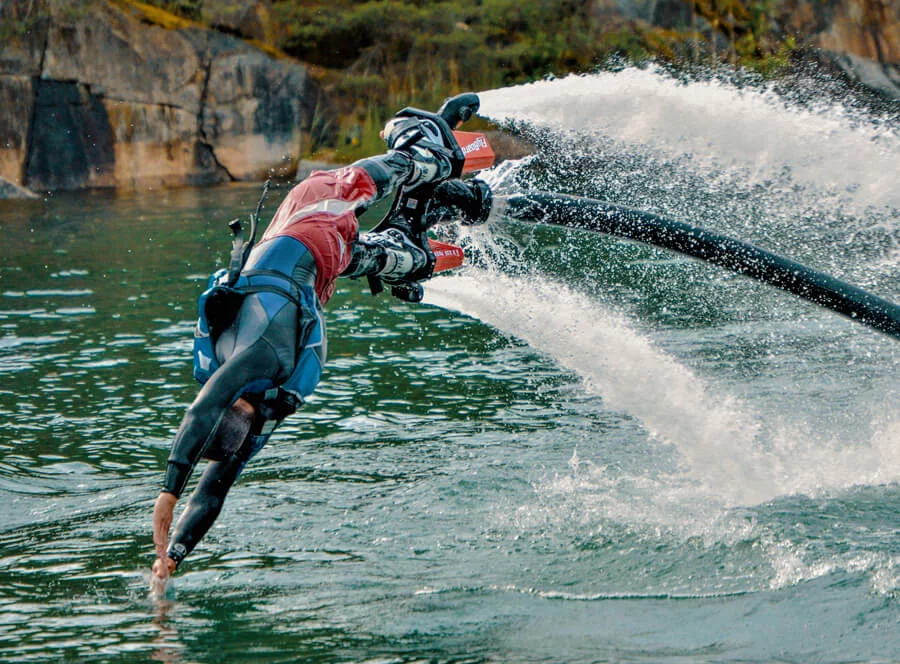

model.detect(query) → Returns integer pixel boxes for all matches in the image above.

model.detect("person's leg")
[166,398,293,568]
[164,337,281,497]
[164,295,298,498]
[342,229,429,282]
[166,454,244,566]
[203,397,255,460]
[163,294,309,568]
[341,179,491,283]
[152,386,262,582]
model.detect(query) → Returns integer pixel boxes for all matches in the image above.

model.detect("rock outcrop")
[804,0,899,64]
[0,176,38,199]
[777,0,900,100]
[0,0,323,193]
[2,0,897,197]
[202,0,272,43]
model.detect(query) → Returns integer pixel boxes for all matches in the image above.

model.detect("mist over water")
[427,270,898,507]
[479,68,900,212]
[479,69,900,304]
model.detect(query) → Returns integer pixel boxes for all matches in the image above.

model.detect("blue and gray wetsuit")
[162,155,490,568]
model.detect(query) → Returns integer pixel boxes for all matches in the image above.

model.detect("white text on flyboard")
[461,136,488,154]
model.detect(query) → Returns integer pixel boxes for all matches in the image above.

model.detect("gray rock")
[0,176,38,199]
[0,1,47,77]
[830,52,900,100]
[0,0,320,191]
[26,79,116,191]
[0,76,34,187]
[199,32,316,180]
[202,0,272,43]
[43,2,204,113]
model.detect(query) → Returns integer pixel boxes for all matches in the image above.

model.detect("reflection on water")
[151,600,185,664]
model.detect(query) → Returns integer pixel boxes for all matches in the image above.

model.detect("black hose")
[501,192,900,340]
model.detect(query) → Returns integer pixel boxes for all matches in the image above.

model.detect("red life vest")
[261,166,377,304]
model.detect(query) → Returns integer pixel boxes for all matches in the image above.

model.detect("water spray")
[498,192,900,340]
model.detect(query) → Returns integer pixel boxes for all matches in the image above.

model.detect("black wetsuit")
[162,152,490,568]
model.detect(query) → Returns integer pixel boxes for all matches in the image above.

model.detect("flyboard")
[365,93,899,341]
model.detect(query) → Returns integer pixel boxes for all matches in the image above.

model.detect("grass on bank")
[269,0,798,161]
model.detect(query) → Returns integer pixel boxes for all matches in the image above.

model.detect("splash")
[478,68,900,213]
[444,69,900,596]
[426,266,900,595]
[425,269,900,510]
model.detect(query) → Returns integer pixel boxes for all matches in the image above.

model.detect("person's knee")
[232,397,254,419]
[203,398,255,461]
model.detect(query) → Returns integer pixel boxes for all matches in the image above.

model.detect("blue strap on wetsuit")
[192,237,326,401]
[165,237,326,499]
[192,267,233,386]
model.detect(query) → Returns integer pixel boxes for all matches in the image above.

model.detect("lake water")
[1,70,898,662]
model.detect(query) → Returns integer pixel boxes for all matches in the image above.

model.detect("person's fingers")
[152,557,170,580]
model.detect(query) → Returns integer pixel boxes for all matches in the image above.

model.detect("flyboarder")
[151,90,899,590]
[151,95,492,587]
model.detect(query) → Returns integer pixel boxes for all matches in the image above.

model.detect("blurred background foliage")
[131,0,797,160]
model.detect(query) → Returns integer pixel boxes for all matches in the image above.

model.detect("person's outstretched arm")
[151,397,255,588]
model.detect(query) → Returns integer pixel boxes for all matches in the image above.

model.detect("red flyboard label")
[453,131,495,173]
[428,239,465,273]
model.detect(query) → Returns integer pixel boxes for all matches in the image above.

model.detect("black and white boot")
[382,116,454,187]
[343,227,429,283]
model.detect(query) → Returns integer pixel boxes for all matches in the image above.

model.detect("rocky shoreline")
[1,0,898,199]
[0,0,324,197]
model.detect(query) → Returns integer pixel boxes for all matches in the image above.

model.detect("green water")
[1,178,897,662]
[2,71,900,662]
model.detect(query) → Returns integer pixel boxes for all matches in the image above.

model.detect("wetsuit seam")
[256,335,291,383]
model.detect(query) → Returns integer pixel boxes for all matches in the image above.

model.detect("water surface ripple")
[1,71,899,662]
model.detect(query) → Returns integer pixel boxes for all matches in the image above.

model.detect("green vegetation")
[108,0,198,29]
[263,0,795,159]
[142,0,201,20]
[25,0,796,160]
[0,0,92,41]
[688,0,796,74]
[304,1,797,159]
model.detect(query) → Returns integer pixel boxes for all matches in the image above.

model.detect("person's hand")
[152,556,176,577]
[151,556,176,581]
[150,555,177,594]
[152,492,177,562]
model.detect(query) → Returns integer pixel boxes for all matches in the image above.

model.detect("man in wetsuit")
[151,100,491,585]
